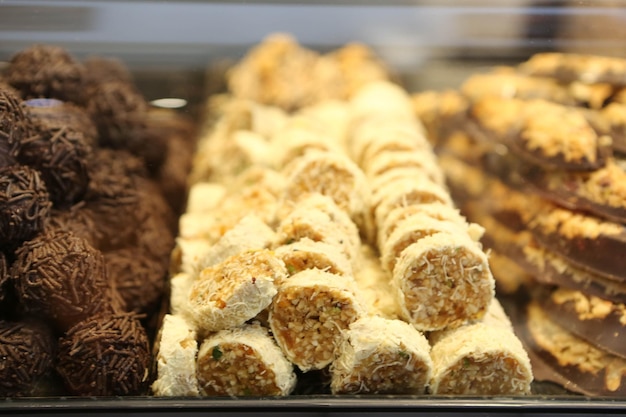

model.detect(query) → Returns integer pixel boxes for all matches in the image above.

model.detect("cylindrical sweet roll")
[196,322,297,397]
[380,214,467,273]
[349,80,416,122]
[270,125,342,169]
[152,314,200,397]
[353,244,401,319]
[392,232,495,331]
[330,316,432,395]
[372,177,454,232]
[363,150,445,186]
[187,249,286,333]
[428,321,532,395]
[281,150,370,229]
[275,194,361,265]
[376,203,474,251]
[269,269,367,372]
[274,237,353,280]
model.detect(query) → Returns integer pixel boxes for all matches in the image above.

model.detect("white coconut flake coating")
[274,237,353,280]
[196,214,276,272]
[429,322,533,395]
[393,232,494,332]
[152,314,200,397]
[380,214,467,273]
[372,177,454,232]
[269,269,367,372]
[281,150,371,229]
[188,249,286,333]
[330,316,433,395]
[185,182,227,213]
[169,272,195,319]
[196,322,297,396]
[170,237,213,276]
[363,150,445,186]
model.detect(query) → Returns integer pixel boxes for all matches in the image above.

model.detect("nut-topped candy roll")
[393,232,495,332]
[196,322,297,397]
[195,214,276,274]
[380,214,469,274]
[269,269,367,372]
[187,249,287,334]
[275,193,361,266]
[152,314,200,397]
[281,150,370,231]
[330,316,432,395]
[274,237,353,279]
[428,321,533,395]
[377,202,482,251]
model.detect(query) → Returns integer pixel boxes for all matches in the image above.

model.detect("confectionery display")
[0,44,194,397]
[5,16,626,408]
[415,51,626,397]
[152,34,532,398]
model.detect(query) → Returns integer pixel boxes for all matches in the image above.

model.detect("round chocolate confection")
[104,247,166,314]
[85,81,167,173]
[0,319,55,397]
[25,98,98,148]
[0,87,33,167]
[18,101,92,209]
[46,203,98,249]
[0,164,52,250]
[84,149,145,251]
[83,56,134,86]
[5,45,87,105]
[0,252,9,306]
[56,312,150,396]
[11,230,117,331]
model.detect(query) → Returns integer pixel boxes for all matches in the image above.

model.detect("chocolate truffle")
[25,98,98,148]
[105,247,166,314]
[0,319,55,397]
[0,252,8,306]
[46,203,98,248]
[5,45,86,105]
[11,230,116,331]
[0,87,32,167]
[84,150,143,251]
[84,56,134,86]
[18,103,92,208]
[0,164,51,250]
[56,312,151,396]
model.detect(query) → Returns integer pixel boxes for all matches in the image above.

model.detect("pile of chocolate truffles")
[0,45,194,396]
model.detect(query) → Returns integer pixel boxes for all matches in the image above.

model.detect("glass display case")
[2,1,626,415]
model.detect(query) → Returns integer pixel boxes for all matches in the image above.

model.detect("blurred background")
[2,0,626,107]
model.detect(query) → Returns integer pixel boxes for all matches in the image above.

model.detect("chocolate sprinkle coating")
[56,312,150,396]
[11,230,116,331]
[46,203,98,249]
[85,80,148,149]
[0,319,55,397]
[84,56,134,86]
[26,99,98,149]
[84,150,144,251]
[105,247,166,314]
[0,164,51,250]
[0,87,33,167]
[18,108,92,208]
[5,45,87,105]
[0,252,8,306]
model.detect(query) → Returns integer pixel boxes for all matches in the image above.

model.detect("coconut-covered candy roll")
[274,237,353,279]
[196,322,296,397]
[428,321,533,395]
[363,150,445,186]
[330,316,432,395]
[152,314,200,397]
[196,214,276,272]
[275,194,361,265]
[353,244,400,319]
[281,150,370,229]
[393,232,495,331]
[380,214,467,273]
[188,249,287,333]
[269,269,367,372]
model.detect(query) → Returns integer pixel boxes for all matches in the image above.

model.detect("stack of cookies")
[414,52,626,396]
